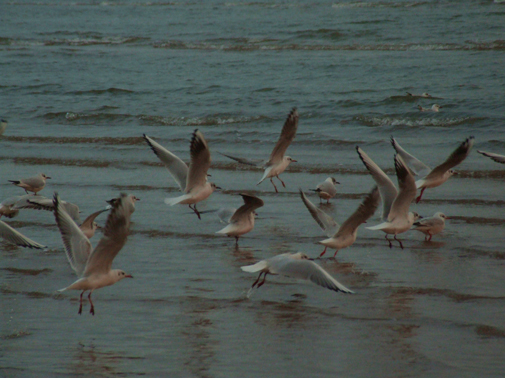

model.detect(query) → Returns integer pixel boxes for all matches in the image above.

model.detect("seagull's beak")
[444,216,451,220]
[336,182,341,185]
[125,274,133,278]
[46,176,52,179]
[96,224,102,229]
[215,186,222,190]
[291,159,298,163]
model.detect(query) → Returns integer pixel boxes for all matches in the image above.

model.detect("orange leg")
[270,178,279,193]
[319,246,328,257]
[416,187,426,203]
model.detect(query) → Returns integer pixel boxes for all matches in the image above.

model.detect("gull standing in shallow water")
[357,147,420,249]
[300,186,380,258]
[220,108,299,193]
[0,119,7,135]
[477,150,505,164]
[412,212,449,241]
[8,173,51,194]
[310,177,340,203]
[391,136,474,203]
[158,130,219,219]
[53,192,134,315]
[216,193,264,246]
[241,252,354,294]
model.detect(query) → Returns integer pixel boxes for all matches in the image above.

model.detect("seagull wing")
[356,147,398,221]
[387,155,417,221]
[268,108,299,164]
[271,258,354,294]
[390,137,431,177]
[53,192,92,276]
[478,150,505,164]
[23,196,81,222]
[143,134,188,191]
[79,209,108,230]
[218,152,265,167]
[425,136,475,179]
[185,129,211,193]
[229,194,264,224]
[299,189,339,237]
[0,220,46,249]
[83,193,133,276]
[336,186,380,237]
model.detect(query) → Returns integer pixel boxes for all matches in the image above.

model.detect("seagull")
[478,150,505,164]
[163,130,219,219]
[53,192,134,315]
[106,195,140,214]
[412,212,449,241]
[8,173,51,195]
[310,177,340,204]
[0,220,46,249]
[0,119,7,136]
[406,92,432,98]
[300,186,380,258]
[391,136,474,203]
[143,134,189,192]
[418,104,441,112]
[357,147,420,249]
[11,194,82,222]
[0,195,24,219]
[216,193,264,245]
[220,108,299,193]
[241,252,354,294]
[79,209,109,239]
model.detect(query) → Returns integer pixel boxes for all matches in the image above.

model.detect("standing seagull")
[412,212,449,241]
[310,177,340,204]
[216,193,264,246]
[164,129,219,219]
[391,136,474,203]
[478,150,505,164]
[0,220,46,249]
[241,252,354,294]
[300,186,379,258]
[221,108,299,192]
[8,173,51,194]
[54,192,134,315]
[357,148,419,249]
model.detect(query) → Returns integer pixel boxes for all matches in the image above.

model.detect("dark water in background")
[1,1,505,377]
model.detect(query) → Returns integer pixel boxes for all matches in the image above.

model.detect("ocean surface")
[1,1,505,377]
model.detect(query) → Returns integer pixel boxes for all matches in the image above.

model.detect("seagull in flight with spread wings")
[220,108,299,193]
[391,136,474,203]
[300,186,379,258]
[54,192,136,315]
[144,129,220,219]
[357,148,420,249]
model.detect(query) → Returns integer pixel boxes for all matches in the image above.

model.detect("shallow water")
[1,1,505,377]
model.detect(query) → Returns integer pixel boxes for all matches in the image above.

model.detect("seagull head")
[285,156,297,163]
[330,177,340,185]
[114,269,133,281]
[41,173,51,180]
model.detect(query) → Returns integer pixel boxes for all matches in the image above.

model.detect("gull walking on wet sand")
[391,136,474,203]
[53,192,134,315]
[241,252,354,294]
[162,130,220,219]
[310,177,340,203]
[220,108,299,193]
[216,193,264,246]
[8,173,51,195]
[357,148,419,249]
[412,212,449,241]
[300,186,379,258]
